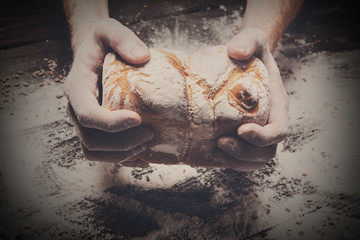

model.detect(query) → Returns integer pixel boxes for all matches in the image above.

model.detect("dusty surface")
[1,2,360,240]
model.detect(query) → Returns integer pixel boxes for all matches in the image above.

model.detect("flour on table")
[1,7,359,239]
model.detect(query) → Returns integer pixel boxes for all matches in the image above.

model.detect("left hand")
[64,18,153,163]
[217,27,289,170]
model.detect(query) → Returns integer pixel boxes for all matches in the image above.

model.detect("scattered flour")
[0,8,359,240]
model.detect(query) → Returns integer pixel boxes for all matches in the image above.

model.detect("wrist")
[63,0,109,55]
[239,25,281,54]
[239,0,303,54]
[70,20,101,55]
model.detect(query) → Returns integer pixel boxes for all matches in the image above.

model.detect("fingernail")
[218,138,237,152]
[228,44,250,60]
[130,44,147,59]
[226,140,237,151]
[234,43,247,53]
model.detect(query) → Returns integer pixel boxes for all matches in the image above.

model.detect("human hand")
[217,27,289,170]
[64,18,153,163]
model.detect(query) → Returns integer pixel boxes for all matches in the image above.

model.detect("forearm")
[241,0,303,53]
[63,0,109,54]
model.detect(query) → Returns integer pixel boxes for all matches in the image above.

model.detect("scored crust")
[102,45,270,168]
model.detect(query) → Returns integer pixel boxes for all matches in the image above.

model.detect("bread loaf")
[102,45,270,168]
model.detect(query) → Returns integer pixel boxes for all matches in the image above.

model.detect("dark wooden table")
[1,0,359,75]
[1,0,360,239]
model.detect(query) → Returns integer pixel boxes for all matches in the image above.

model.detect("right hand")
[217,28,289,171]
[64,18,153,163]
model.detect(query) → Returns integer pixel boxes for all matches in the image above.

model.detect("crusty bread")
[102,45,270,167]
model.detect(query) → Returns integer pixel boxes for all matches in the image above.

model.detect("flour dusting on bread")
[102,45,270,167]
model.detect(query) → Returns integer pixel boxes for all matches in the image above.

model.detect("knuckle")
[63,76,75,98]
[278,127,289,141]
[94,18,124,40]
[76,114,86,126]
[80,144,96,161]
[76,113,90,127]
[82,141,94,152]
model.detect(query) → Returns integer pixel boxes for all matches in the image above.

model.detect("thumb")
[95,18,150,64]
[227,28,260,60]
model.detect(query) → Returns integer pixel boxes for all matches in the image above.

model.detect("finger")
[264,52,290,117]
[237,122,287,147]
[210,149,266,171]
[65,82,142,132]
[68,104,153,151]
[80,126,153,151]
[95,18,150,64]
[227,28,263,60]
[188,152,265,171]
[217,136,277,162]
[237,53,289,147]
[81,143,147,163]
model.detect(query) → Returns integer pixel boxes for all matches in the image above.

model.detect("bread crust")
[102,45,270,168]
